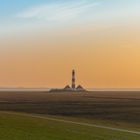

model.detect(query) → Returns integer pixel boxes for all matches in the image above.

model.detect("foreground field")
[0,112,139,140]
[0,91,139,139]
[0,91,139,128]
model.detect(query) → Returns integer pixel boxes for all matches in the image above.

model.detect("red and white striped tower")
[72,69,76,89]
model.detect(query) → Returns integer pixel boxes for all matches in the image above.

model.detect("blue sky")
[0,0,139,20]
[0,0,47,18]
[0,0,131,17]
[0,0,101,19]
[0,0,140,36]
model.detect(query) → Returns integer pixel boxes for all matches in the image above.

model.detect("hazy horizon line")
[0,88,140,92]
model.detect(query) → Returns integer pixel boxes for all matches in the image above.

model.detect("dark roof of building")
[76,85,85,91]
[64,85,71,90]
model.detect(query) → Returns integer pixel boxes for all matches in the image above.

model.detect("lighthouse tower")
[50,69,86,92]
[72,69,76,90]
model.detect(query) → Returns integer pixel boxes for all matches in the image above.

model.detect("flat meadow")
[0,91,139,139]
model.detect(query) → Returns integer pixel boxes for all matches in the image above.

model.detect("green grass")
[0,112,139,140]
[44,114,140,131]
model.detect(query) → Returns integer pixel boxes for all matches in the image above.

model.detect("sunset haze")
[0,0,140,88]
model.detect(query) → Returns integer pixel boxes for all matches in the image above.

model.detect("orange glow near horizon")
[1,24,140,88]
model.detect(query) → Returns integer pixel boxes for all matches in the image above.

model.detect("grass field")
[0,91,139,124]
[0,112,139,140]
[0,91,139,139]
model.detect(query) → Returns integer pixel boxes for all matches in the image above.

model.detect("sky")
[0,0,140,88]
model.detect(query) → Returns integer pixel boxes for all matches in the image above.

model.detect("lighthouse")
[50,69,86,92]
[72,69,76,89]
